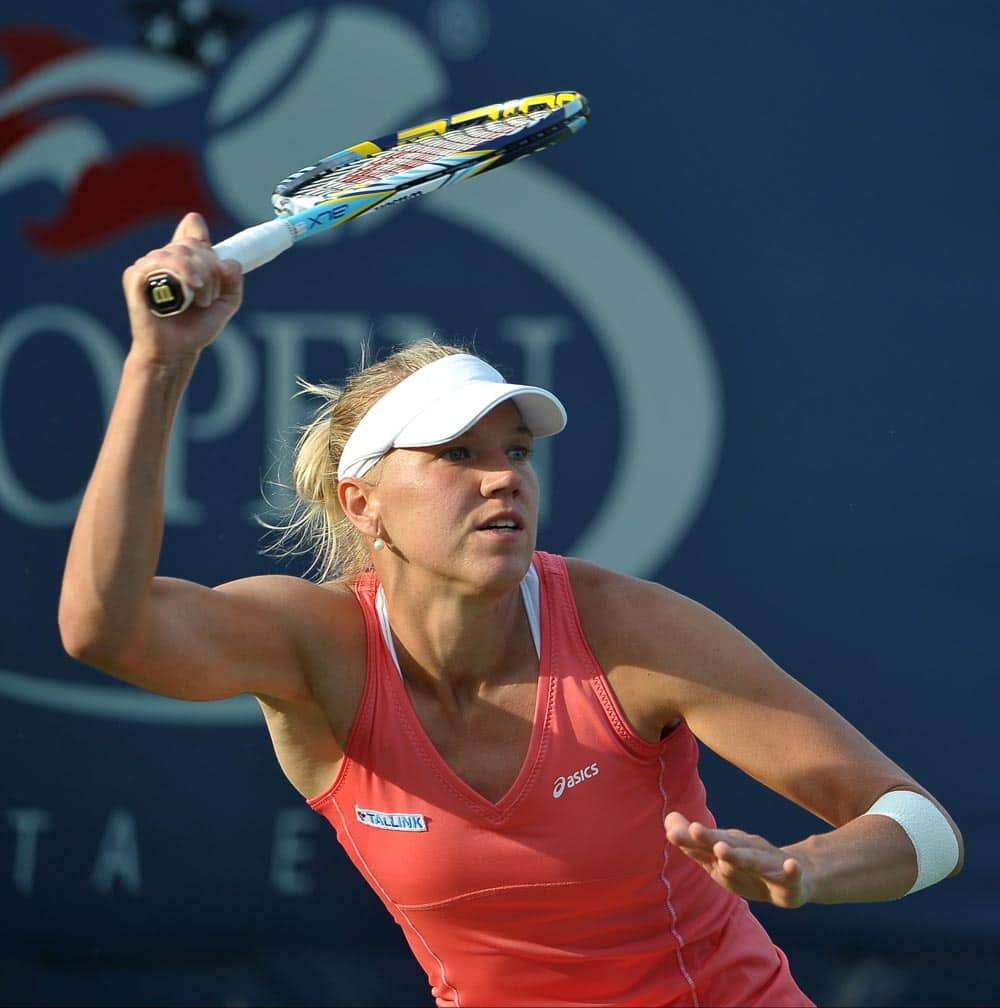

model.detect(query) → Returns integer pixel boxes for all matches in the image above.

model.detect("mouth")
[478,514,523,533]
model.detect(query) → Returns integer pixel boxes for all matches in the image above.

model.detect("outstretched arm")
[59,214,318,703]
[663,801,939,907]
[657,602,963,907]
[568,559,964,908]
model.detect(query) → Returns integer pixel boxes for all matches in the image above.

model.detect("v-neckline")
[391,658,550,814]
[376,570,551,815]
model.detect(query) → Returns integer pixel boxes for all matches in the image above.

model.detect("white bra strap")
[519,562,542,658]
[374,585,403,678]
[375,564,541,680]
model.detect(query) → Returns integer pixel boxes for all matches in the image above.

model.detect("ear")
[338,478,380,538]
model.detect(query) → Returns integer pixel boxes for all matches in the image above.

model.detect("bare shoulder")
[214,572,361,630]
[563,556,785,741]
[213,573,367,691]
[215,574,370,799]
[564,558,690,739]
[564,557,918,828]
[225,575,367,737]
[92,569,371,717]
[563,557,722,671]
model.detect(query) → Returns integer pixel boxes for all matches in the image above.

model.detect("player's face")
[373,401,539,595]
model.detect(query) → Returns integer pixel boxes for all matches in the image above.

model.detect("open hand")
[664,811,812,908]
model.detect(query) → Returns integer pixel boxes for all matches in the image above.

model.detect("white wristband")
[863,790,959,894]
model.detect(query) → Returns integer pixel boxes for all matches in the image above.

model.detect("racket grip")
[144,219,297,317]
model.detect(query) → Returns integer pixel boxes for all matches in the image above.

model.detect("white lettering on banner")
[203,3,720,577]
[2,806,328,898]
[247,311,558,522]
[0,306,565,532]
[428,162,722,576]
[374,314,436,348]
[0,2,721,731]
[500,315,571,524]
[165,321,259,524]
[5,807,53,894]
[270,808,318,895]
[0,302,597,728]
[0,306,121,526]
[248,311,371,519]
[90,808,143,896]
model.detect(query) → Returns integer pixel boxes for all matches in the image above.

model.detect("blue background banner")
[2,2,997,1005]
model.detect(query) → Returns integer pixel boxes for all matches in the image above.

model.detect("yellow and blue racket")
[145,90,589,316]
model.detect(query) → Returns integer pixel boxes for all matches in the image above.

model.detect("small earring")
[373,537,385,552]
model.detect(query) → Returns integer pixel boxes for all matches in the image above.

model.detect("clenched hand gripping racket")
[145,91,590,316]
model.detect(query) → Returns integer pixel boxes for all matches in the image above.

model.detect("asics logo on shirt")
[552,762,600,798]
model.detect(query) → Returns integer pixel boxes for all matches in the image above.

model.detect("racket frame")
[145,91,588,317]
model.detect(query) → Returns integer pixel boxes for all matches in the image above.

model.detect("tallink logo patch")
[355,806,428,832]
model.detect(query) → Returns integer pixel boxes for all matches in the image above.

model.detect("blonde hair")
[265,339,468,582]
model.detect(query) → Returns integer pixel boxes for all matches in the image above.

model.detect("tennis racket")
[145,90,589,317]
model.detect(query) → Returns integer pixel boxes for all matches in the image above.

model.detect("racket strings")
[287,107,562,202]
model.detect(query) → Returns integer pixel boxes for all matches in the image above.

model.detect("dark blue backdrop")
[2,2,997,1005]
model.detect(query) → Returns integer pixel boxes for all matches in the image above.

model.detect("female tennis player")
[59,214,963,1007]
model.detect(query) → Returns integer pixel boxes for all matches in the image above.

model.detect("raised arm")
[568,559,964,908]
[58,214,321,704]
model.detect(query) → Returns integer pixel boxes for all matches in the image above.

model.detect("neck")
[378,571,533,709]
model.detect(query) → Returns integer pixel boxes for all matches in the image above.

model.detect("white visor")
[337,354,567,480]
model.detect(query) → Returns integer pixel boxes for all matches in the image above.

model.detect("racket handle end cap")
[145,272,192,317]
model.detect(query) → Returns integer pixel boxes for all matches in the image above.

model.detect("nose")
[480,456,522,498]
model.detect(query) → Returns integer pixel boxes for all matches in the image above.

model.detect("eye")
[508,444,533,462]
[440,446,470,462]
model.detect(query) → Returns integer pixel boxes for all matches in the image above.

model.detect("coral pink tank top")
[308,552,812,1007]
